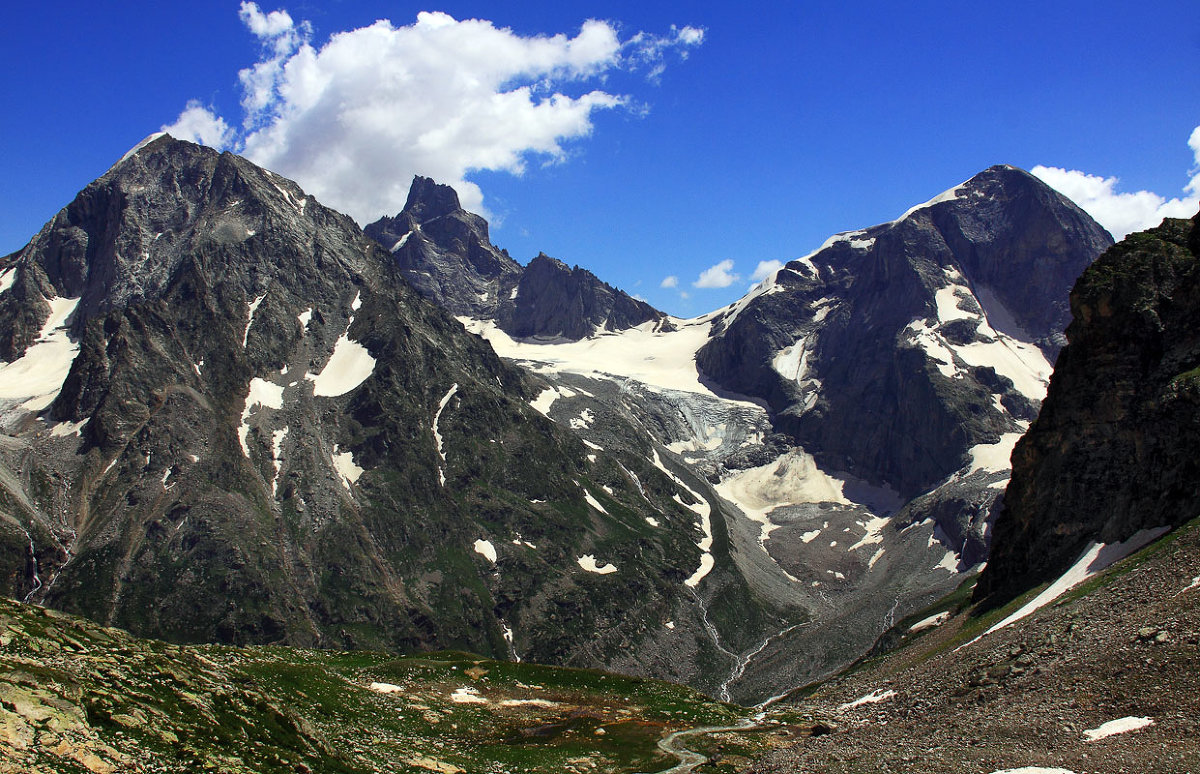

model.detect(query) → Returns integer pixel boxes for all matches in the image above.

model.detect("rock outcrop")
[365,178,666,339]
[976,209,1200,608]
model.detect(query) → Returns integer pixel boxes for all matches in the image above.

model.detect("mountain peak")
[402,176,462,222]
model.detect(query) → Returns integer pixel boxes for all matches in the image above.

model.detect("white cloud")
[693,259,739,288]
[1032,125,1200,241]
[165,7,703,224]
[660,275,679,288]
[750,259,782,282]
[161,101,235,150]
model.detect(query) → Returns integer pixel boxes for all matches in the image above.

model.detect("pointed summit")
[402,176,463,222]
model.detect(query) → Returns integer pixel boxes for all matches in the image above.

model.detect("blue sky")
[3,1,1198,316]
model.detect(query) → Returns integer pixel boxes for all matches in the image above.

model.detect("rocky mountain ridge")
[0,135,790,698]
[364,178,667,340]
[976,208,1200,608]
[425,165,1113,700]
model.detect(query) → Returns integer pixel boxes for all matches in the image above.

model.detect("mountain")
[365,178,667,340]
[0,135,793,697]
[0,137,1117,705]
[414,165,1113,701]
[976,208,1200,609]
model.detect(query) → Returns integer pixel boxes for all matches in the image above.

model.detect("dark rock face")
[976,210,1200,608]
[497,253,670,340]
[0,137,748,687]
[365,178,665,339]
[697,165,1113,499]
[364,177,522,320]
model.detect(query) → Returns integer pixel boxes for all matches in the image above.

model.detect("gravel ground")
[745,522,1200,774]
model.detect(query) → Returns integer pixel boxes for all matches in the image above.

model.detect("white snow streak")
[390,232,412,252]
[649,449,715,587]
[432,383,459,487]
[970,527,1170,645]
[243,294,266,348]
[1083,716,1154,741]
[582,487,608,514]
[908,610,950,633]
[839,689,896,710]
[270,426,288,496]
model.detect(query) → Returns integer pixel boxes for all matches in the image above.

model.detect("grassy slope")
[0,598,810,774]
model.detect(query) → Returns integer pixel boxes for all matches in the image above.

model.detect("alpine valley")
[4,134,1198,773]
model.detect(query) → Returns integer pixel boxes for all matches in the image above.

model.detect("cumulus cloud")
[1033,126,1200,240]
[659,275,679,288]
[693,259,739,288]
[750,259,783,282]
[162,4,703,223]
[161,101,235,150]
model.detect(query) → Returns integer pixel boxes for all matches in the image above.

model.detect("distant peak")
[402,176,462,221]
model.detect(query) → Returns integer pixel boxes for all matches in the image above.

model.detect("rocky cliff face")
[698,165,1112,500]
[365,178,666,339]
[976,210,1200,608]
[0,136,775,691]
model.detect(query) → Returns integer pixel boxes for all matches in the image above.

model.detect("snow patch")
[115,132,166,167]
[237,378,284,458]
[50,419,87,438]
[331,444,363,489]
[305,332,376,397]
[0,266,15,295]
[577,555,618,574]
[715,449,848,547]
[0,296,80,412]
[582,439,604,451]
[569,408,595,430]
[500,698,557,708]
[1083,716,1153,741]
[450,687,488,704]
[649,449,715,587]
[297,308,313,330]
[935,549,960,572]
[934,284,976,323]
[473,539,497,564]
[967,433,1023,475]
[645,517,660,527]
[369,682,404,694]
[908,611,950,633]
[847,514,890,552]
